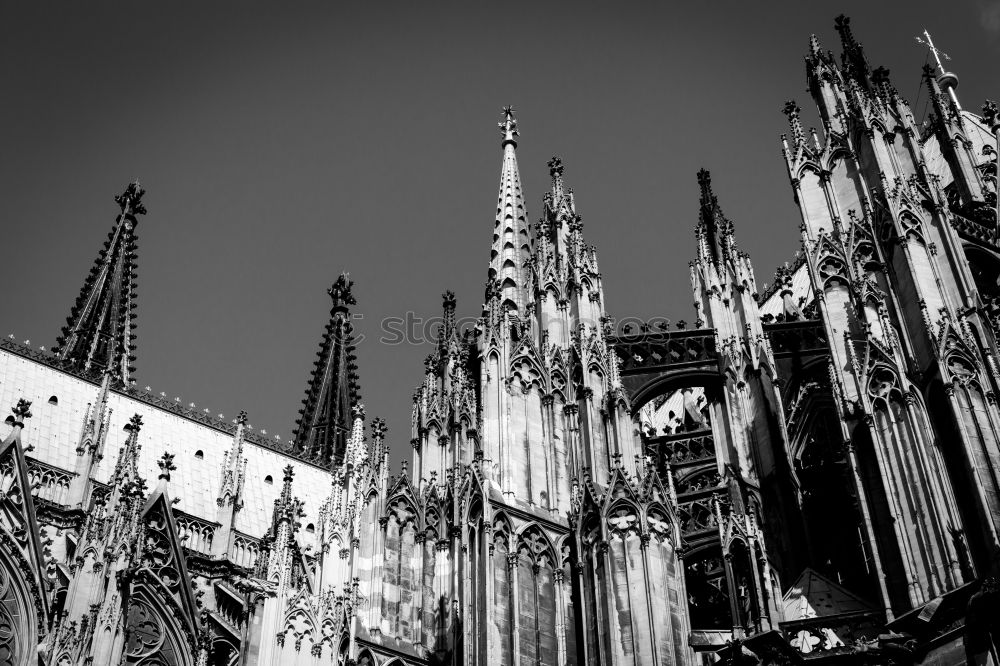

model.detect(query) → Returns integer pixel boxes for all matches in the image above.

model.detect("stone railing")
[231,533,261,570]
[174,511,219,555]
[764,320,829,358]
[610,329,717,375]
[781,610,883,657]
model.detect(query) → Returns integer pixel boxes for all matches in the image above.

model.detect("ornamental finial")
[983,100,999,130]
[11,399,32,424]
[328,273,356,312]
[498,106,518,147]
[157,452,176,481]
[115,181,147,217]
[237,410,248,426]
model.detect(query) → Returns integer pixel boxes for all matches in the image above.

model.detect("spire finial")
[328,273,356,312]
[782,101,805,148]
[157,451,176,481]
[10,399,32,426]
[126,413,144,432]
[499,106,518,148]
[697,168,715,206]
[114,181,147,218]
[237,410,248,426]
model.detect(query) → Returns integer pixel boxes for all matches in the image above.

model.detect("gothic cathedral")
[1,15,998,666]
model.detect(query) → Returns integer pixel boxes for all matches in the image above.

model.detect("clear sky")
[2,1,997,462]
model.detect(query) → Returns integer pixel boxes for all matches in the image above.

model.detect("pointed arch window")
[515,526,557,666]
[381,499,417,640]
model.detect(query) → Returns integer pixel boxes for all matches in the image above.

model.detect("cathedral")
[1,15,999,666]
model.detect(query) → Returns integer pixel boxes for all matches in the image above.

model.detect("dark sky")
[2,2,998,460]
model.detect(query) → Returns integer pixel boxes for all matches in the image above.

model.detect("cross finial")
[916,30,951,75]
[498,106,518,147]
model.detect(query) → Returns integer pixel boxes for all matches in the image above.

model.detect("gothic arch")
[0,543,40,666]
[123,585,195,666]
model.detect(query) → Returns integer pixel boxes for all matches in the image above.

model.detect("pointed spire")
[219,409,248,507]
[293,273,361,468]
[441,290,457,343]
[548,156,565,200]
[696,169,735,267]
[54,182,144,385]
[488,106,530,312]
[834,14,870,87]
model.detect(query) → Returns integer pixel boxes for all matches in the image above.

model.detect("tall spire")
[54,182,144,385]
[292,273,361,468]
[488,106,530,312]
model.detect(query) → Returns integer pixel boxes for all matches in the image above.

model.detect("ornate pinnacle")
[984,100,1000,130]
[548,156,564,177]
[280,464,295,502]
[697,169,715,205]
[808,34,822,56]
[782,100,805,147]
[114,181,147,218]
[328,273,356,311]
[352,403,366,422]
[498,106,519,147]
[157,452,176,481]
[237,410,248,426]
[833,15,856,50]
[371,417,387,441]
[11,399,32,423]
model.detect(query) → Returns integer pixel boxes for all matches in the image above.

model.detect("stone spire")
[292,273,361,468]
[488,106,531,312]
[834,14,870,89]
[53,182,144,385]
[696,169,735,268]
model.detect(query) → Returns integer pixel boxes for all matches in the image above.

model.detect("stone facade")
[0,15,998,666]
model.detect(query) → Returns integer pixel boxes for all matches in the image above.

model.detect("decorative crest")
[499,106,519,147]
[114,181,147,217]
[157,451,177,481]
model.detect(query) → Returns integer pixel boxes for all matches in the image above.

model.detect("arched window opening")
[515,527,557,666]
[793,387,879,602]
[305,523,315,534]
[194,450,204,459]
[47,395,58,405]
[684,545,731,629]
[264,475,273,484]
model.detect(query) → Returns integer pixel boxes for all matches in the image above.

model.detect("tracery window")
[381,499,416,640]
[515,526,557,666]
